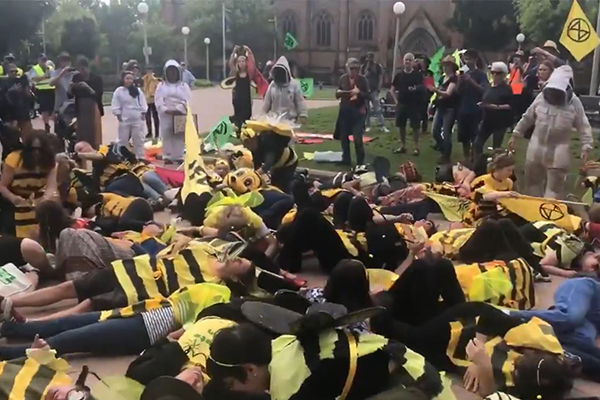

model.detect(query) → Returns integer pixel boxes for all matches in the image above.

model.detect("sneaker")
[380,126,390,133]
[534,272,552,283]
[365,127,371,133]
[413,148,420,156]
[393,147,406,154]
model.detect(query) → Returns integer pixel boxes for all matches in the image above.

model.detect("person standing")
[473,62,513,157]
[229,46,253,129]
[359,52,389,133]
[155,60,191,164]
[111,71,148,159]
[0,54,23,77]
[262,56,307,123]
[49,52,76,116]
[509,66,593,198]
[28,53,55,133]
[456,49,488,160]
[415,56,434,136]
[142,66,161,140]
[427,56,459,164]
[181,62,196,89]
[390,53,424,155]
[334,58,369,166]
[508,51,528,121]
[69,57,104,149]
[3,65,33,138]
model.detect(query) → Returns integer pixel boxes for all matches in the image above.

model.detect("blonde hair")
[214,205,257,237]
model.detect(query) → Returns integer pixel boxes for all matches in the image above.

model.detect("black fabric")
[36,89,55,113]
[270,162,297,194]
[337,74,370,110]
[72,267,127,311]
[0,235,25,266]
[126,338,189,385]
[379,198,440,221]
[395,104,421,130]
[252,189,294,229]
[457,69,489,114]
[392,70,424,104]
[145,102,159,139]
[71,72,104,116]
[253,132,291,173]
[233,75,252,129]
[387,258,465,326]
[180,191,212,227]
[481,82,513,131]
[456,109,482,144]
[360,61,384,92]
[458,218,542,272]
[0,196,17,236]
[434,75,459,110]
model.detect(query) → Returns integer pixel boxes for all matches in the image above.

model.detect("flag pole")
[589,0,600,95]
[222,1,227,79]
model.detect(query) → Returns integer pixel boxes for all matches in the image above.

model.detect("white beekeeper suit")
[513,65,593,198]
[111,85,148,158]
[155,60,191,162]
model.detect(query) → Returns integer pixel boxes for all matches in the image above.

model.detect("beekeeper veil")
[542,65,574,106]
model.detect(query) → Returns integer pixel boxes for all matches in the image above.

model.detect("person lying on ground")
[0,283,230,361]
[0,235,52,288]
[79,191,156,234]
[371,301,577,400]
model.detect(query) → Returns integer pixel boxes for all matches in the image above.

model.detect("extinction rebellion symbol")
[539,203,565,221]
[567,18,592,43]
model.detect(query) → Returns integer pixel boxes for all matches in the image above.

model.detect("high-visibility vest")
[508,67,523,95]
[31,64,54,90]
[0,65,23,77]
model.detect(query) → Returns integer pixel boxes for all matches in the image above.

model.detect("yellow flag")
[560,0,600,61]
[181,107,213,202]
[498,195,581,232]
[423,191,471,222]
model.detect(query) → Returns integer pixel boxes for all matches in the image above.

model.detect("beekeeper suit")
[155,60,191,162]
[510,66,593,198]
[262,56,307,123]
[111,84,147,158]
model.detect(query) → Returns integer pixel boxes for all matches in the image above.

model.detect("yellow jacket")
[142,73,161,103]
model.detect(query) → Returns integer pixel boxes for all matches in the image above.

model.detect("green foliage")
[45,0,96,53]
[194,79,214,88]
[0,0,56,57]
[60,17,100,59]
[448,0,519,51]
[95,0,138,71]
[185,0,276,67]
[127,22,179,70]
[514,0,597,47]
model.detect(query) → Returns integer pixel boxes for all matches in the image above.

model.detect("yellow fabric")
[336,230,367,257]
[471,174,513,193]
[560,0,600,61]
[503,317,563,355]
[530,221,584,268]
[340,332,358,400]
[281,208,297,225]
[367,269,399,291]
[100,193,137,218]
[182,106,214,202]
[0,66,23,77]
[225,168,265,194]
[179,317,237,380]
[428,228,475,259]
[423,191,472,222]
[96,145,130,190]
[142,73,160,102]
[498,195,581,232]
[394,223,428,245]
[31,64,54,90]
[244,120,294,138]
[0,349,71,400]
[272,147,298,169]
[204,202,264,232]
[454,259,535,310]
[469,268,513,303]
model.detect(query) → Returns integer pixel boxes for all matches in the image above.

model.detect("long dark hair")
[512,352,573,400]
[21,130,56,171]
[323,259,373,312]
[36,200,75,253]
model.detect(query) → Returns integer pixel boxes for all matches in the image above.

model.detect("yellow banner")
[181,107,212,202]
[498,195,581,232]
[560,0,600,61]
[423,191,471,222]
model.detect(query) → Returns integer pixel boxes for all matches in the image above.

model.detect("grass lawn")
[298,106,597,192]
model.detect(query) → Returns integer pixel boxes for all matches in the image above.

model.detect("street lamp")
[516,33,525,51]
[182,26,190,66]
[137,2,150,65]
[204,37,211,81]
[392,2,406,77]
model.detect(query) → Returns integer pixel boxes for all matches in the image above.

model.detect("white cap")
[491,62,508,74]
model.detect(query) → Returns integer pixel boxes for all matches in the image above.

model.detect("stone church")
[161,0,463,75]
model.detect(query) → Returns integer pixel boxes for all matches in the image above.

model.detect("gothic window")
[281,12,297,38]
[357,12,375,42]
[315,11,332,47]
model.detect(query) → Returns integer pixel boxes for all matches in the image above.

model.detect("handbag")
[0,263,33,297]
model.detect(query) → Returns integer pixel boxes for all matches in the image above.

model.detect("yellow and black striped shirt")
[95,145,130,189]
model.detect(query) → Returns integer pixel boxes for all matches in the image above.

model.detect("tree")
[514,0,597,47]
[0,0,57,56]
[127,22,179,69]
[448,0,519,51]
[60,17,100,59]
[185,0,276,70]
[94,0,138,72]
[45,0,96,53]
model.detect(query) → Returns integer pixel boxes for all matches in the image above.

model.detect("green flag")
[206,117,235,149]
[284,32,299,50]
[429,46,445,84]
[296,78,314,98]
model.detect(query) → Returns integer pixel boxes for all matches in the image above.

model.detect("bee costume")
[209,301,456,400]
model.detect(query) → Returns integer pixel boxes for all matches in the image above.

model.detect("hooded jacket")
[111,85,148,121]
[155,60,191,117]
[262,56,307,120]
[513,65,593,169]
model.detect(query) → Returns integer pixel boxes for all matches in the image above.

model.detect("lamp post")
[204,37,211,81]
[182,26,190,66]
[516,33,525,52]
[137,2,150,65]
[392,2,406,77]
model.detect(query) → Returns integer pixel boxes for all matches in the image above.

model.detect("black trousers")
[379,198,440,221]
[145,103,159,139]
[386,258,465,326]
[459,218,542,273]
[94,198,154,234]
[270,162,298,194]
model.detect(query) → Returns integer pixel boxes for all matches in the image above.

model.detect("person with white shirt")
[111,70,148,158]
[181,62,196,88]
